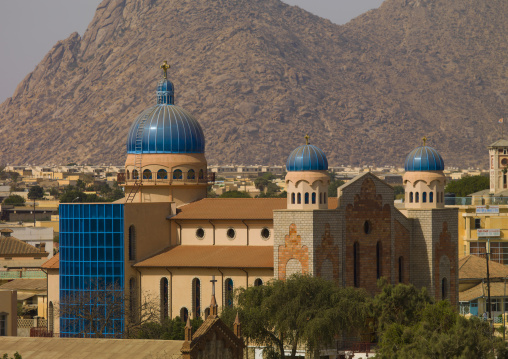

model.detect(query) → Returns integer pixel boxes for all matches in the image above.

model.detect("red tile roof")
[134,245,273,268]
[41,253,59,269]
[173,197,338,220]
[459,255,508,280]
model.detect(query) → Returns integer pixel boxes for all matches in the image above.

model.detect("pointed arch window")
[225,278,234,308]
[192,278,201,318]
[353,242,360,287]
[160,278,169,321]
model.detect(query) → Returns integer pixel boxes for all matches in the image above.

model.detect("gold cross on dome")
[160,61,170,79]
[305,134,310,145]
[422,137,427,146]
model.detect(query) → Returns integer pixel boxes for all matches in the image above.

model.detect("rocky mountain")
[0,0,507,167]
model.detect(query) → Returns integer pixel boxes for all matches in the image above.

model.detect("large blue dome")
[404,146,444,171]
[286,144,328,172]
[126,79,205,154]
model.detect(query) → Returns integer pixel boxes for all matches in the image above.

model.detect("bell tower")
[488,140,508,194]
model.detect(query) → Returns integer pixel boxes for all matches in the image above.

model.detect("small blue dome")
[127,79,205,154]
[286,145,328,172]
[404,146,444,171]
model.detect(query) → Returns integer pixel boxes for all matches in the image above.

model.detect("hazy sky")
[0,0,384,104]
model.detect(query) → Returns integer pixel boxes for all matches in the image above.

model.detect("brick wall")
[394,220,410,284]
[344,177,392,294]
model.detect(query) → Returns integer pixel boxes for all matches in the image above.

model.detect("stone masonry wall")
[394,220,411,284]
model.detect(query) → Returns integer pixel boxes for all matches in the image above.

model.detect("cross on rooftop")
[210,275,218,295]
[305,134,310,145]
[160,60,170,79]
[422,136,427,146]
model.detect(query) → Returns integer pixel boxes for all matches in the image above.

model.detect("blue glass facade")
[59,203,125,338]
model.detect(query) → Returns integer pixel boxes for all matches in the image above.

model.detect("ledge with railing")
[117,172,215,185]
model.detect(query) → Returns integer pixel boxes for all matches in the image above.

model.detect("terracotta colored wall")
[345,178,392,294]
[278,224,309,280]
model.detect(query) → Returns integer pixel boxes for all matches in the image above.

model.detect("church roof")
[134,245,273,268]
[173,197,339,220]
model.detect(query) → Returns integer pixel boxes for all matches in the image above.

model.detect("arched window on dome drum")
[126,170,130,180]
[305,193,309,204]
[187,169,196,180]
[173,169,183,180]
[422,192,427,203]
[409,192,413,203]
[199,169,204,179]
[324,193,327,204]
[132,169,139,180]
[415,192,419,203]
[297,193,301,204]
[320,193,323,204]
[312,193,316,204]
[225,278,234,308]
[157,169,168,180]
[143,169,152,180]
[429,192,434,203]
[192,278,201,318]
[160,278,169,321]
[353,242,360,287]
[291,193,295,204]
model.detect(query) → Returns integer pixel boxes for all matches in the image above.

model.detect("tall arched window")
[410,192,413,203]
[353,242,360,287]
[48,302,54,332]
[429,192,434,203]
[225,278,234,308]
[143,169,152,179]
[305,193,309,204]
[291,193,295,204]
[126,170,130,180]
[199,169,204,179]
[180,307,189,322]
[129,278,136,320]
[187,169,196,180]
[173,169,183,180]
[422,192,427,203]
[128,225,136,261]
[160,278,169,321]
[297,193,301,204]
[132,169,139,180]
[254,278,263,286]
[376,241,382,279]
[398,256,404,283]
[415,192,420,203]
[192,278,201,318]
[442,277,448,299]
[157,169,168,179]
[312,193,316,204]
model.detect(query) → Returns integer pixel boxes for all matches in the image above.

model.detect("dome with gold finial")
[404,137,444,171]
[286,135,328,172]
[126,61,205,154]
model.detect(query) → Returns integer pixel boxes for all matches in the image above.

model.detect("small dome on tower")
[286,135,328,172]
[404,140,444,171]
[126,61,205,154]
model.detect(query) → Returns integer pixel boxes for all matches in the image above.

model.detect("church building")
[43,63,458,338]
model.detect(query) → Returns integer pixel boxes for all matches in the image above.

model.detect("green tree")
[393,185,404,200]
[3,194,26,206]
[27,185,45,200]
[49,187,60,198]
[221,274,369,359]
[220,191,251,198]
[254,172,276,192]
[445,175,489,197]
[328,171,345,197]
[59,189,88,203]
[2,352,22,359]
[132,317,203,340]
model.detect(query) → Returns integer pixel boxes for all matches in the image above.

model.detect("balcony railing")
[118,172,215,185]
[445,197,472,206]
